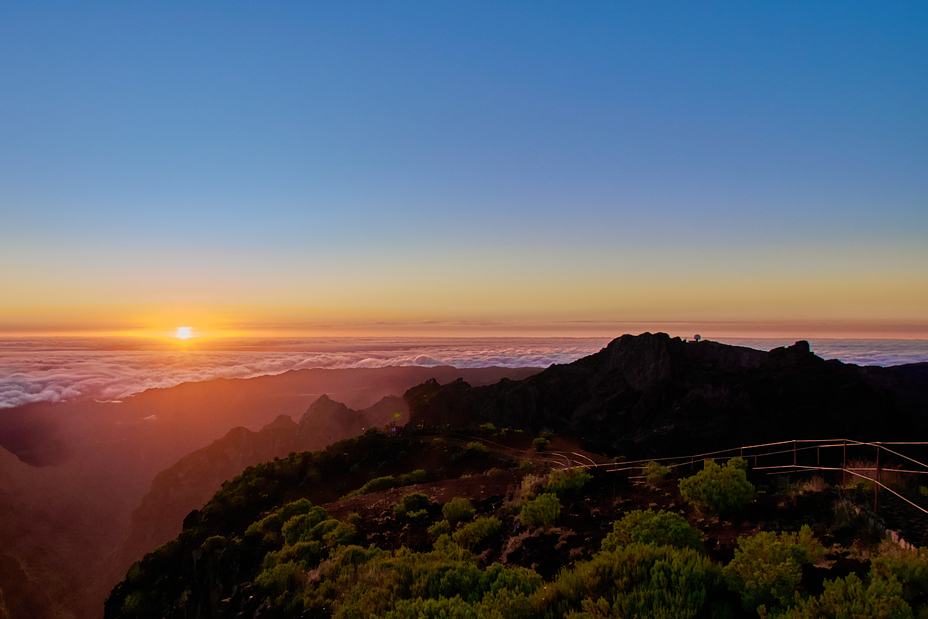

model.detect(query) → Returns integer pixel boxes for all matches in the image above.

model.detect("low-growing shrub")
[679,458,755,514]
[453,517,502,549]
[429,520,452,538]
[533,437,550,451]
[643,461,670,484]
[442,497,475,526]
[602,509,704,552]
[544,467,592,497]
[359,475,397,494]
[777,573,912,619]
[399,469,428,485]
[393,492,430,517]
[871,547,928,610]
[520,492,560,528]
[538,543,729,619]
[723,525,826,613]
[466,441,489,455]
[281,507,329,545]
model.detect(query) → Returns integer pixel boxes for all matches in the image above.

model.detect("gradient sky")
[1,2,926,338]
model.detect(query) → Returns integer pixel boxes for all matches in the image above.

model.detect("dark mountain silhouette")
[405,333,928,458]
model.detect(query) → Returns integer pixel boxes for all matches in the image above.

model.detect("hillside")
[0,365,540,619]
[104,426,928,619]
[104,395,408,599]
[104,334,928,619]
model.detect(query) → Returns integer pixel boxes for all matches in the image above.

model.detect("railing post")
[793,440,797,466]
[842,439,847,488]
[874,443,880,512]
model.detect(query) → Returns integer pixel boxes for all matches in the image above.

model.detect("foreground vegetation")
[106,428,928,619]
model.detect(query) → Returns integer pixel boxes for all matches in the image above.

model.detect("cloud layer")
[0,337,612,409]
[1,336,926,410]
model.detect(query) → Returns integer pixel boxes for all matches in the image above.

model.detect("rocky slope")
[104,395,407,593]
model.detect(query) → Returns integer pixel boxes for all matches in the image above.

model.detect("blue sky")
[1,2,926,337]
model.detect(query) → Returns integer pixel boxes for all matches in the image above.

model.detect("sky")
[1,2,926,339]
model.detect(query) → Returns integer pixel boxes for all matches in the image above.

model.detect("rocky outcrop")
[407,333,928,458]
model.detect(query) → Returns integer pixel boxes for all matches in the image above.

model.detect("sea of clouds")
[1,336,926,410]
[0,337,612,409]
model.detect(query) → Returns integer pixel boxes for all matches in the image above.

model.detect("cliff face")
[406,333,928,457]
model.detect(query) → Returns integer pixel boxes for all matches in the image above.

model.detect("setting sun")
[175,326,193,339]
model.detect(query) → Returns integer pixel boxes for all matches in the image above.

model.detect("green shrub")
[519,460,533,471]
[394,492,430,517]
[200,535,227,553]
[533,437,550,451]
[429,520,452,538]
[442,497,476,526]
[399,469,428,485]
[466,441,489,455]
[347,512,362,526]
[281,507,329,545]
[679,458,755,514]
[453,516,502,549]
[777,573,913,619]
[256,561,299,597]
[538,543,729,619]
[871,548,928,610]
[544,467,593,497]
[359,475,397,494]
[520,492,560,528]
[723,525,826,613]
[602,509,704,552]
[479,422,498,434]
[643,461,670,484]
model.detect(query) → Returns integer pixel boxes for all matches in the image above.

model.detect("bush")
[642,461,670,484]
[538,543,729,619]
[399,469,428,485]
[871,548,928,610]
[679,458,755,514]
[281,507,329,545]
[394,492,430,517]
[544,467,593,497]
[602,509,704,552]
[466,441,489,455]
[723,525,826,613]
[777,573,913,619]
[429,520,452,538]
[520,492,560,528]
[360,475,397,494]
[453,517,502,549]
[533,437,550,451]
[442,497,475,526]
[519,460,533,471]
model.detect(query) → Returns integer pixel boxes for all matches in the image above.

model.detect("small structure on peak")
[694,334,701,342]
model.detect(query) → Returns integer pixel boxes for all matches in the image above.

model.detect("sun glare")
[175,326,193,339]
